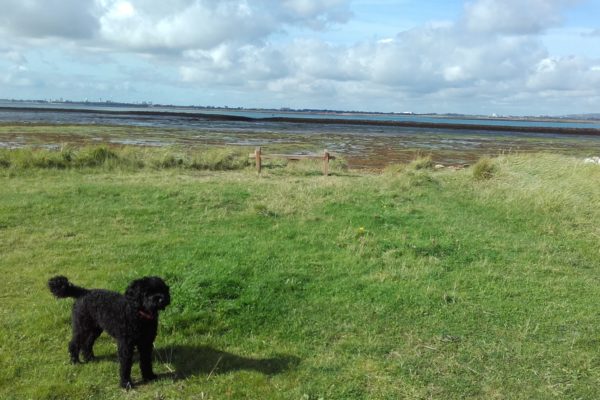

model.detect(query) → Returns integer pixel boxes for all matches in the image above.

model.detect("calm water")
[1,101,600,130]
[1,103,600,168]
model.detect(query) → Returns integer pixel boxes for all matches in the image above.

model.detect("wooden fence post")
[323,149,330,176]
[250,148,334,176]
[255,147,262,174]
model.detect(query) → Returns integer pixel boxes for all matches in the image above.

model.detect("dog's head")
[125,276,170,319]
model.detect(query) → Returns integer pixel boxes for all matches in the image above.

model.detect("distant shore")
[2,106,600,136]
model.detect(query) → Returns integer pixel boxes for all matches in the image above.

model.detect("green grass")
[0,145,252,172]
[1,150,600,399]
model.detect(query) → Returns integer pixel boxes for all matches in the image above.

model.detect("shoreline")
[2,106,600,136]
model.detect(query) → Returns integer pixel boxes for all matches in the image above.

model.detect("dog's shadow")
[92,344,300,383]
[154,345,300,380]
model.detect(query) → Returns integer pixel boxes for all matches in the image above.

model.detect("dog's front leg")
[138,341,157,381]
[117,339,135,389]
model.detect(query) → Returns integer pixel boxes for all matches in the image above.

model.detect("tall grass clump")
[148,148,186,169]
[0,152,9,168]
[189,147,249,170]
[472,156,497,180]
[74,145,119,167]
[383,155,434,175]
[0,146,72,169]
[0,145,251,172]
[474,153,600,216]
[407,155,434,171]
[383,163,406,174]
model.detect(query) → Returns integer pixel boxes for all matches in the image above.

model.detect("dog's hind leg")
[117,339,135,389]
[81,327,102,362]
[69,304,89,363]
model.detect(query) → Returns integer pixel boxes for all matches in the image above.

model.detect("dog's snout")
[153,293,168,305]
[149,291,169,310]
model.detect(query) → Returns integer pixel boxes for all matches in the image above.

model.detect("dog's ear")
[125,279,145,305]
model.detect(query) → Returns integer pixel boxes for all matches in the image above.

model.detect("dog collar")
[138,310,155,320]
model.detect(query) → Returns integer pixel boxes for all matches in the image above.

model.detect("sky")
[0,0,599,116]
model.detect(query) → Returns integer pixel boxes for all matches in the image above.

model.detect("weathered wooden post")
[255,147,262,174]
[323,149,330,176]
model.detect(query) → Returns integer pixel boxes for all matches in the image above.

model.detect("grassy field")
[1,147,599,399]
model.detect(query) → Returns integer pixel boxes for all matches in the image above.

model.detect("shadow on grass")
[154,345,300,380]
[82,345,299,386]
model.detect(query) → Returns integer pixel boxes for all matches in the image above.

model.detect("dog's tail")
[48,276,89,299]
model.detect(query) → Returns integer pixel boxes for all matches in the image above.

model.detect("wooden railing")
[249,147,336,176]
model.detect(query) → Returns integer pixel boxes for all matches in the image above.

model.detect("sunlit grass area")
[1,149,599,399]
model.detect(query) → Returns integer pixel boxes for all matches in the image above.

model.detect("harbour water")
[1,101,600,130]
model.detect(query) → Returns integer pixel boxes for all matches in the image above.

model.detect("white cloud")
[163,2,599,113]
[0,0,599,114]
[96,0,351,52]
[463,0,579,35]
[280,0,351,27]
[98,1,271,51]
[527,56,600,91]
[1,49,27,66]
[0,49,33,87]
[0,0,99,39]
[0,0,351,52]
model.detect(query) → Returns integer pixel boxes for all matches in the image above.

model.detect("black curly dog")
[48,275,170,389]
